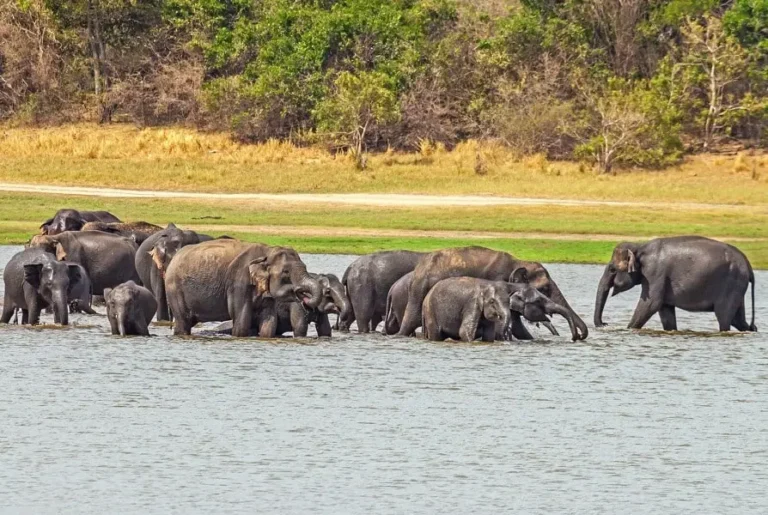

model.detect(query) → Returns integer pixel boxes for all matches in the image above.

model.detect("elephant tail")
[750,269,757,332]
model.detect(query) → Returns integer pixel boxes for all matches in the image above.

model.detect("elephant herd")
[0,208,758,339]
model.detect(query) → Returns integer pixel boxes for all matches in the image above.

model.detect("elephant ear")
[103,288,113,301]
[149,243,165,271]
[509,291,526,313]
[55,242,67,261]
[66,264,82,294]
[23,264,44,289]
[248,257,270,296]
[627,249,637,273]
[510,267,529,284]
[165,223,177,230]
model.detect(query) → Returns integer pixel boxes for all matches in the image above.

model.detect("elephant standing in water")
[341,250,423,333]
[105,281,158,336]
[397,246,588,340]
[1,248,90,325]
[40,209,121,235]
[276,273,350,337]
[165,239,323,337]
[594,236,757,332]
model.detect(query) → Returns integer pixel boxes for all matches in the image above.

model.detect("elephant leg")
[714,299,739,332]
[79,303,98,315]
[370,313,383,333]
[173,315,195,336]
[136,321,150,337]
[459,312,480,342]
[731,302,751,332]
[1,294,14,324]
[480,321,496,342]
[658,305,677,331]
[316,314,332,338]
[627,283,662,330]
[290,305,310,337]
[151,270,170,321]
[258,310,278,338]
[21,309,29,325]
[509,316,534,340]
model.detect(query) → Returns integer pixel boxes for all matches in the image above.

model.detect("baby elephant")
[276,273,350,337]
[104,281,158,336]
[504,282,580,341]
[422,277,511,342]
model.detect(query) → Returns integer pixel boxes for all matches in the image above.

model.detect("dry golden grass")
[0,124,766,204]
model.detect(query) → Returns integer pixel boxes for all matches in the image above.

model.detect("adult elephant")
[1,248,88,326]
[165,239,323,337]
[82,221,162,244]
[40,209,120,235]
[594,236,757,332]
[28,232,139,295]
[341,250,424,333]
[397,246,588,340]
[135,223,209,321]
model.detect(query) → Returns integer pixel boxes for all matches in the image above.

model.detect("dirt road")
[0,182,756,210]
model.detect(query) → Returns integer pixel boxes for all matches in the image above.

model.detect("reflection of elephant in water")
[595,236,757,332]
[276,273,350,337]
[341,250,423,333]
[40,209,121,235]
[165,239,323,337]
[105,281,158,336]
[1,248,88,325]
[82,221,162,244]
[135,223,209,322]
[28,231,140,295]
[398,246,588,340]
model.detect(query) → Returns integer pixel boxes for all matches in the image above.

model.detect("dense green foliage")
[1,0,766,170]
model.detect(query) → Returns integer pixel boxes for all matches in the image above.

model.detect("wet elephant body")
[276,273,349,337]
[105,281,158,336]
[397,246,588,340]
[66,262,96,314]
[135,224,208,321]
[384,271,413,335]
[165,239,323,337]
[1,248,88,325]
[503,282,580,341]
[341,250,424,333]
[82,221,162,244]
[28,231,140,296]
[41,209,121,235]
[594,236,757,332]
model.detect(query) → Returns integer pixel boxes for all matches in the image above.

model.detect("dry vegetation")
[0,125,766,204]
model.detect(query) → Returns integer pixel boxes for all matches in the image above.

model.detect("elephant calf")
[276,273,350,337]
[104,281,158,336]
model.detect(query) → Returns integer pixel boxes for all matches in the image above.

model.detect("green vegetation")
[1,192,766,268]
[2,0,766,171]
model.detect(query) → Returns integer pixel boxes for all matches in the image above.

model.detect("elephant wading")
[165,239,323,337]
[275,273,350,337]
[594,236,757,332]
[29,231,140,295]
[105,281,158,336]
[41,209,120,235]
[341,250,423,333]
[397,246,588,340]
[384,271,413,335]
[504,282,580,341]
[135,223,209,321]
[1,248,88,325]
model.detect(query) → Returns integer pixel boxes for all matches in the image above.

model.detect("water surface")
[1,247,767,514]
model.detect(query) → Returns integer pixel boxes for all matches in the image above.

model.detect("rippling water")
[1,246,767,514]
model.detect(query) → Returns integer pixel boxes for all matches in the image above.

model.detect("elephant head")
[594,243,643,327]
[247,248,323,308]
[104,283,141,336]
[149,227,189,279]
[23,261,83,326]
[509,285,580,341]
[42,209,86,235]
[509,262,588,340]
[27,234,68,260]
[315,274,351,318]
[479,284,510,329]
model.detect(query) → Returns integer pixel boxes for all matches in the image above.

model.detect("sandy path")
[0,182,760,211]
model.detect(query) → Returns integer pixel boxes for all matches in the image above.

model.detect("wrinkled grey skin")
[502,282,580,341]
[422,277,511,343]
[595,236,757,332]
[276,273,350,337]
[135,223,208,321]
[341,250,424,333]
[65,262,96,314]
[1,248,86,325]
[82,221,162,244]
[165,239,323,337]
[29,231,140,296]
[104,281,158,336]
[384,271,413,335]
[40,209,120,235]
[398,246,588,340]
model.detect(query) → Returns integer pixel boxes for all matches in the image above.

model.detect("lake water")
[1,246,767,514]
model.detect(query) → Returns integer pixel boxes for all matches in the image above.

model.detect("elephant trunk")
[52,290,69,326]
[330,286,351,321]
[541,320,559,336]
[546,302,579,342]
[548,283,588,340]
[117,313,127,337]
[290,268,323,309]
[594,266,614,327]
